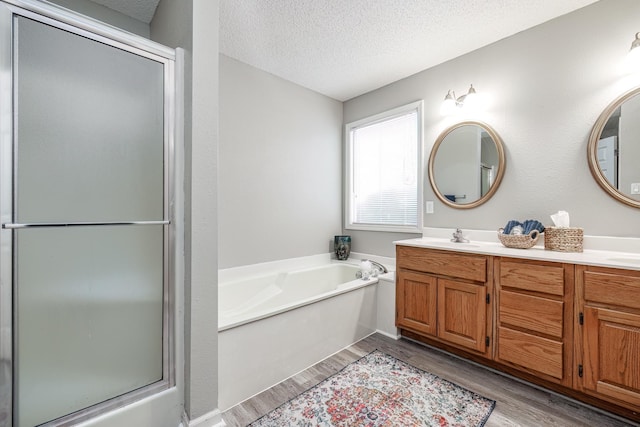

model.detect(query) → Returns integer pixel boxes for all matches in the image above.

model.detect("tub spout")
[368,260,388,275]
[356,259,388,279]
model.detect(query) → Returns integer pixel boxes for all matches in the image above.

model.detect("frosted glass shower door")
[10,15,168,427]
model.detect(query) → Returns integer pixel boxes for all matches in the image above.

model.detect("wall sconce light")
[440,84,478,115]
[627,32,640,69]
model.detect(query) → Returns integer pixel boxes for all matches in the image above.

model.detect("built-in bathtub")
[218,254,390,411]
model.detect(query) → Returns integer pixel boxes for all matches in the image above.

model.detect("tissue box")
[544,227,583,252]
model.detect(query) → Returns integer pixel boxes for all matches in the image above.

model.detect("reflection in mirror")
[428,121,505,209]
[588,87,640,208]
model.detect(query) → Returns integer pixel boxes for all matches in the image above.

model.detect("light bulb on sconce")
[626,32,640,70]
[440,84,479,116]
[440,90,457,115]
[462,84,478,109]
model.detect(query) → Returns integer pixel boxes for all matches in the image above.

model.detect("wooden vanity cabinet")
[396,244,640,421]
[396,246,492,357]
[576,265,640,412]
[494,258,574,387]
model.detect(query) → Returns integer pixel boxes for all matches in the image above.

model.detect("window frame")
[344,100,424,233]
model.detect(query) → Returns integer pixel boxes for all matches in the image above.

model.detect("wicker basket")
[497,228,541,249]
[544,227,583,252]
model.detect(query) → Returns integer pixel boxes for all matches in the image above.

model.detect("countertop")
[394,229,640,271]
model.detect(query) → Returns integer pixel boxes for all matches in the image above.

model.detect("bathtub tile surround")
[248,350,495,426]
[218,253,395,410]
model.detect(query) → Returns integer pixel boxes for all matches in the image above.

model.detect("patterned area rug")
[249,350,495,426]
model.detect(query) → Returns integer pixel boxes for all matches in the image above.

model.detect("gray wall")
[152,0,221,424]
[219,55,343,268]
[47,0,150,37]
[344,0,640,257]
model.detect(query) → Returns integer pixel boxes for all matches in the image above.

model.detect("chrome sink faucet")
[451,228,469,243]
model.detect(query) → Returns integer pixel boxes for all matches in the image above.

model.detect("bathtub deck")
[221,333,638,427]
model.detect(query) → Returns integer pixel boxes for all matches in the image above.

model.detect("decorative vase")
[334,235,351,260]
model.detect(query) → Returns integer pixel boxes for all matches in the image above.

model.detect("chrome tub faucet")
[368,260,389,274]
[355,259,389,279]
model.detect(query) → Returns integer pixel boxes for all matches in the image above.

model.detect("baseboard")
[375,329,400,340]
[182,409,225,427]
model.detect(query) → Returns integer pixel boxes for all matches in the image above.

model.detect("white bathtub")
[218,254,383,411]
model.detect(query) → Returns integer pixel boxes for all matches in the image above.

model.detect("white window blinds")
[346,102,422,232]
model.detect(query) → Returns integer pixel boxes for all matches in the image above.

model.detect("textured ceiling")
[92,0,600,102]
[220,0,599,101]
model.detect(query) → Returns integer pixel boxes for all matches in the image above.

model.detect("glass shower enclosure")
[0,2,175,426]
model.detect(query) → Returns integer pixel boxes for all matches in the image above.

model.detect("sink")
[440,241,481,248]
[606,257,640,265]
[414,237,484,249]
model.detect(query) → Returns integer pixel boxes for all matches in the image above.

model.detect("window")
[345,101,423,232]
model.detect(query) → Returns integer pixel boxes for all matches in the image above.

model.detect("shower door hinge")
[579,312,584,325]
[578,364,583,378]
[485,336,490,347]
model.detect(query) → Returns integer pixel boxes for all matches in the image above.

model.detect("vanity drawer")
[396,246,486,282]
[583,270,640,310]
[498,327,563,380]
[499,290,563,338]
[499,260,564,296]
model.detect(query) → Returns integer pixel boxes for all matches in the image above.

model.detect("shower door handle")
[2,220,170,229]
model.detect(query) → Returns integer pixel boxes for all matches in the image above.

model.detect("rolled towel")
[522,219,545,235]
[503,220,522,235]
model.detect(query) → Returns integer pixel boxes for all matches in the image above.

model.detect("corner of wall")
[183,409,225,427]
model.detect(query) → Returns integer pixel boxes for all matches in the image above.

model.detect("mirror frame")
[428,121,506,209]
[587,86,640,209]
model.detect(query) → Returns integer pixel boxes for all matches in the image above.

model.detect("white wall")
[219,55,344,268]
[344,0,640,257]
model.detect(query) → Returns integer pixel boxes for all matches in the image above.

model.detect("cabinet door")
[437,278,487,353]
[396,270,437,336]
[583,306,640,408]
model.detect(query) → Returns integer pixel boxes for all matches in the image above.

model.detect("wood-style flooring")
[221,333,638,427]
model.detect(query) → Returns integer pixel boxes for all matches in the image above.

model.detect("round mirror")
[428,121,506,209]
[588,87,640,208]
